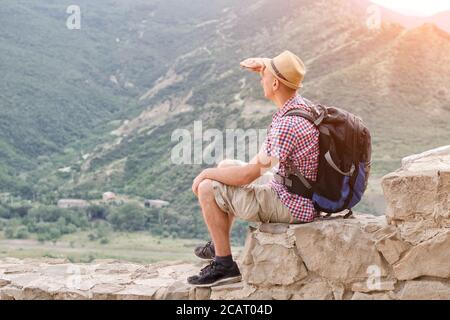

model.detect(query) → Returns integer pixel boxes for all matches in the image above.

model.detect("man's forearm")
[203,165,260,187]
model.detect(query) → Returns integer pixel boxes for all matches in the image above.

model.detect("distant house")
[57,199,89,209]
[144,199,169,208]
[102,192,117,202]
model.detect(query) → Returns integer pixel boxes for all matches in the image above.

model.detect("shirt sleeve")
[263,118,298,163]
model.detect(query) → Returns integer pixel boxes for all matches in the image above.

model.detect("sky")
[370,0,450,17]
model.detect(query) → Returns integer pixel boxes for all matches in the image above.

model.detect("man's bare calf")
[197,179,232,257]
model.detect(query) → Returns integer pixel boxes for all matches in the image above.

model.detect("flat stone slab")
[0,259,202,300]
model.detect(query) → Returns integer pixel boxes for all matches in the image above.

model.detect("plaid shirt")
[263,95,320,222]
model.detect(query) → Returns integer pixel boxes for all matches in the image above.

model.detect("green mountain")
[1,0,450,232]
[0,0,233,196]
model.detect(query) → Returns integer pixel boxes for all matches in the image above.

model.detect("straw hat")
[241,50,306,89]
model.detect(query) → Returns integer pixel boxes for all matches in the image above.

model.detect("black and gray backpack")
[274,99,372,218]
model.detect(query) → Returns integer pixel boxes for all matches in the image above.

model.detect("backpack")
[274,99,372,218]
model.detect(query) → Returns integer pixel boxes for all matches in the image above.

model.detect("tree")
[86,205,109,221]
[108,202,146,231]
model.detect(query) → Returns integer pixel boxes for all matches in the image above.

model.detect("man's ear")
[272,78,280,92]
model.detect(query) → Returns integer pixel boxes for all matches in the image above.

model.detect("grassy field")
[0,231,244,264]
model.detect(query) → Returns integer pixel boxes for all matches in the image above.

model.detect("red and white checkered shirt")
[263,95,320,222]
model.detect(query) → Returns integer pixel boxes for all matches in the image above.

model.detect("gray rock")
[393,230,450,280]
[293,218,388,283]
[243,242,307,286]
[351,292,393,300]
[291,280,334,300]
[397,280,450,300]
[382,146,450,227]
[375,226,411,264]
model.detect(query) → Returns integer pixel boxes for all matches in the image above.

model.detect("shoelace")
[199,260,217,276]
[201,241,213,256]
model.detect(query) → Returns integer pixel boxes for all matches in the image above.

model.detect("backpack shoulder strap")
[283,107,326,127]
[283,109,315,123]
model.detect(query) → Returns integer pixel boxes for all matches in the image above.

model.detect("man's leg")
[197,179,232,257]
[193,160,240,260]
[194,158,272,258]
[188,178,241,287]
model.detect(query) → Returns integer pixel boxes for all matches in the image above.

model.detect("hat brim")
[262,58,303,89]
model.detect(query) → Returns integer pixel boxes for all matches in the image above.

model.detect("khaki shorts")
[211,159,293,224]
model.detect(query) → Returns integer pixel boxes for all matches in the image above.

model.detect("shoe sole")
[196,256,214,261]
[194,251,215,260]
[191,275,242,288]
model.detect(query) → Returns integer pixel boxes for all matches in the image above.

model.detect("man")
[188,51,320,287]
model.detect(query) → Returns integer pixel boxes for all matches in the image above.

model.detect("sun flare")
[370,0,450,17]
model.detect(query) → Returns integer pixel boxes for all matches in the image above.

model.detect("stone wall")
[222,146,449,300]
[228,213,449,300]
[0,147,449,300]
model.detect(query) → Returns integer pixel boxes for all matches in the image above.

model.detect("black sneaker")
[194,240,215,260]
[187,260,241,287]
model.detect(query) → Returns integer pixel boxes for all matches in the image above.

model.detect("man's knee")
[198,179,214,199]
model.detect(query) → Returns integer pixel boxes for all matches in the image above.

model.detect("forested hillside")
[1,0,449,242]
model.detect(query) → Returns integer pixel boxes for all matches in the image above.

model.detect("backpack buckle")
[274,174,292,187]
